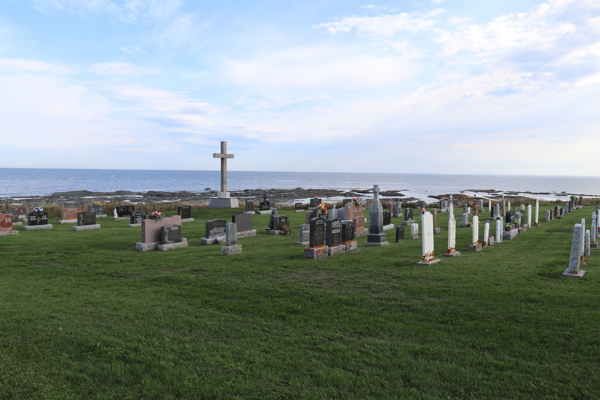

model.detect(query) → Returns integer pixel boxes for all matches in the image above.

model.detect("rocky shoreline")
[0,187,594,208]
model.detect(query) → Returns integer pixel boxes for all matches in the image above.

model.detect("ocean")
[1,168,599,201]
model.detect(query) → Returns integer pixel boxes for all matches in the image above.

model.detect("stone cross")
[213,141,234,196]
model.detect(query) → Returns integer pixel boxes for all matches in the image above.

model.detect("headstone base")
[383,224,395,231]
[24,224,53,230]
[563,269,585,278]
[157,239,188,251]
[238,229,257,238]
[0,230,19,236]
[327,244,346,256]
[245,211,255,214]
[266,229,286,235]
[401,220,416,226]
[128,223,141,227]
[534,223,540,226]
[294,210,304,213]
[200,236,225,245]
[181,218,195,223]
[459,222,472,228]
[72,224,101,231]
[255,210,271,215]
[468,243,482,252]
[591,242,599,248]
[59,219,77,224]
[113,217,129,221]
[354,228,369,237]
[296,241,309,246]
[221,244,242,255]
[343,240,358,253]
[417,258,441,265]
[208,197,239,208]
[95,214,108,218]
[443,250,460,257]
[304,246,328,259]
[18,215,26,220]
[136,241,158,251]
[503,229,519,240]
[12,222,22,226]
[365,233,389,246]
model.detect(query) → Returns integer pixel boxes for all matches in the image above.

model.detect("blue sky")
[1,0,599,175]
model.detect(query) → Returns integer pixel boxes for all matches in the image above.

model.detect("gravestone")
[419,201,425,209]
[177,205,193,221]
[469,216,481,251]
[343,199,352,205]
[483,222,490,246]
[295,202,303,212]
[585,230,591,257]
[204,219,227,239]
[383,211,392,227]
[395,226,404,243]
[115,205,135,218]
[417,211,439,265]
[27,211,49,226]
[341,220,355,243]
[310,198,322,208]
[411,222,419,239]
[444,216,459,257]
[0,210,19,225]
[460,213,469,228]
[221,222,242,255]
[545,210,551,222]
[326,218,342,249]
[432,209,440,234]
[245,200,254,213]
[208,141,239,208]
[232,213,254,236]
[564,224,584,277]
[161,225,183,244]
[402,208,415,226]
[129,211,145,226]
[309,218,325,248]
[136,215,186,251]
[495,219,503,244]
[0,213,19,236]
[366,185,388,246]
[73,212,100,231]
[60,208,81,224]
[88,205,105,217]
[257,197,271,215]
[297,224,310,245]
[273,215,290,231]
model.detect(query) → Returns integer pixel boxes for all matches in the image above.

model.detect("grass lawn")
[1,205,599,399]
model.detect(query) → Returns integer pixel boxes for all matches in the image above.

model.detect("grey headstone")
[77,212,96,226]
[130,211,145,224]
[232,213,252,233]
[177,205,192,219]
[161,224,182,244]
[205,219,226,238]
[225,222,237,245]
[326,218,341,247]
[395,226,404,242]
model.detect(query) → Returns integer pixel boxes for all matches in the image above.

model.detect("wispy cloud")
[91,62,160,75]
[118,46,147,55]
[0,58,72,73]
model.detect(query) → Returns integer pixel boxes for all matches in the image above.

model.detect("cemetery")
[2,194,600,398]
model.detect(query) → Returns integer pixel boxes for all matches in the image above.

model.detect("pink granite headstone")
[61,208,81,220]
[0,214,13,232]
[141,215,182,243]
[16,207,26,216]
[354,215,365,232]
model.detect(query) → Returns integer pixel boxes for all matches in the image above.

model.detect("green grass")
[1,206,599,399]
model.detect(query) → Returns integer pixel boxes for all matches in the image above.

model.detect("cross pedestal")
[208,141,239,208]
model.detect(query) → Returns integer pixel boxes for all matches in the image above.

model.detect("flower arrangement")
[147,211,165,221]
[352,198,360,206]
[92,201,102,206]
[504,223,513,230]
[317,203,328,213]
[420,208,426,214]
[34,207,44,212]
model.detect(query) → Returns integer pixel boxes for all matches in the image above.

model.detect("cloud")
[118,46,147,55]
[314,9,445,35]
[31,0,120,15]
[0,58,72,73]
[91,62,160,75]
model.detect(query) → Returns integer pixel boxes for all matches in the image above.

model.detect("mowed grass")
[1,206,599,399]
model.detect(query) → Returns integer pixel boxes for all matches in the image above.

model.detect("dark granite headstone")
[245,200,254,212]
[27,211,48,226]
[341,220,354,242]
[77,212,96,226]
[259,201,270,211]
[326,218,341,247]
[273,215,289,230]
[343,199,352,205]
[403,208,413,221]
[205,219,226,238]
[383,212,391,226]
[506,210,515,224]
[295,202,303,210]
[395,226,404,242]
[130,211,145,224]
[232,213,252,232]
[88,205,104,215]
[116,205,135,217]
[1,210,18,223]
[304,209,316,224]
[419,201,425,209]
[161,224,182,244]
[310,198,323,208]
[309,217,325,247]
[177,205,192,219]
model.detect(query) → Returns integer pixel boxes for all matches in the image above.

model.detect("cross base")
[208,197,239,209]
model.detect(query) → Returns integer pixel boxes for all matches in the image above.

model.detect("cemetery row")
[1,193,593,276]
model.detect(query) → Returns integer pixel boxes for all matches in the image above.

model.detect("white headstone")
[411,223,419,239]
[585,230,591,256]
[592,218,597,244]
[448,216,456,252]
[527,205,532,227]
[461,213,468,225]
[564,224,583,276]
[472,216,479,245]
[496,219,503,243]
[483,222,490,245]
[580,219,585,258]
[419,212,438,263]
[535,200,539,224]
[488,199,492,212]
[225,222,237,245]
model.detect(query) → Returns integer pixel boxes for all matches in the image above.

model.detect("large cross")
[213,141,234,194]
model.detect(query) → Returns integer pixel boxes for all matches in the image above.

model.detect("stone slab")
[433,227,441,234]
[266,229,286,235]
[238,229,257,238]
[157,239,188,251]
[255,210,272,215]
[24,224,53,230]
[136,241,158,251]
[113,217,129,221]
[591,243,599,248]
[354,228,369,237]
[383,224,395,231]
[294,210,304,213]
[364,241,389,246]
[443,251,460,257]
[304,246,328,259]
[0,231,19,236]
[296,241,309,246]
[327,244,346,256]
[128,223,141,227]
[181,218,195,223]
[400,220,415,226]
[208,197,239,208]
[221,244,242,255]
[200,236,225,245]
[417,259,441,265]
[59,219,77,224]
[503,229,519,240]
[12,222,22,226]
[72,224,101,231]
[95,214,108,218]
[563,269,585,278]
[468,244,482,252]
[459,222,471,228]
[343,240,358,253]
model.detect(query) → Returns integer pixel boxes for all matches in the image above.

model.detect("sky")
[1,0,600,175]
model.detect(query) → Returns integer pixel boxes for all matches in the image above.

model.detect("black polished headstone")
[295,202,303,210]
[259,201,270,211]
[341,220,354,242]
[177,205,192,219]
[161,224,182,244]
[310,198,322,208]
[395,226,404,242]
[130,211,145,224]
[326,218,341,247]
[232,213,252,232]
[27,211,49,226]
[383,212,391,226]
[115,205,135,217]
[205,219,226,238]
[343,199,352,205]
[77,212,96,226]
[309,217,325,248]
